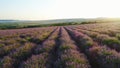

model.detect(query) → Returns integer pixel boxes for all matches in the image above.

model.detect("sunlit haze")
[0,0,120,20]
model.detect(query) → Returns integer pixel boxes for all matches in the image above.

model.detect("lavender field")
[0,22,120,68]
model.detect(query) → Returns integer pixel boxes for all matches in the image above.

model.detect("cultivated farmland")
[0,22,120,68]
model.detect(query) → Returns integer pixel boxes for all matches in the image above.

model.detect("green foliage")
[81,36,94,49]
[0,56,14,68]
[11,43,35,60]
[0,44,4,48]
[28,38,41,44]
[59,45,71,51]
[103,37,120,45]
[116,34,120,40]
[0,21,95,30]
[0,22,80,29]
[19,39,27,44]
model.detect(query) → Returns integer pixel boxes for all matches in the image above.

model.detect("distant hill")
[0,18,87,24]
[0,20,20,23]
[0,18,120,29]
[0,18,120,24]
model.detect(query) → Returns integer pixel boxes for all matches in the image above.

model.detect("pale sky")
[0,0,120,20]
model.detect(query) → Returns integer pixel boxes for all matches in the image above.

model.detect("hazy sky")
[0,0,120,20]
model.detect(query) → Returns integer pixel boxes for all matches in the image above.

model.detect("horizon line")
[0,17,120,21]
